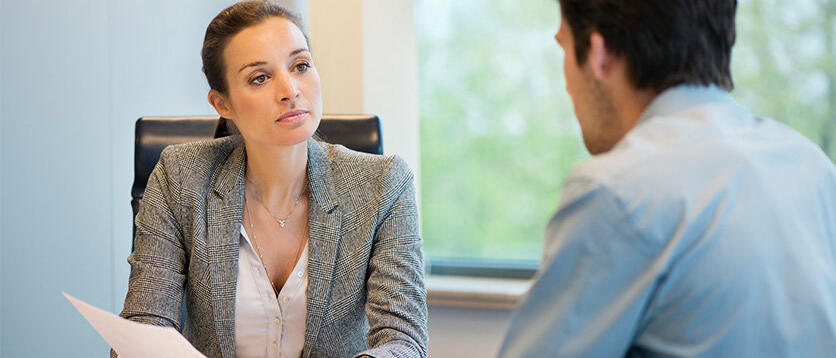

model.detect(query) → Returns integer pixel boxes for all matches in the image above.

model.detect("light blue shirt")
[499,85,836,357]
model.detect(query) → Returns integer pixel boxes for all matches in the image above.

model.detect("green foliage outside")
[417,0,836,263]
[732,0,836,159]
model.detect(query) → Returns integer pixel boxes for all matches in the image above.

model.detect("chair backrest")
[131,114,382,238]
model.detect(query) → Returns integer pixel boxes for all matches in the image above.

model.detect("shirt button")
[283,296,289,303]
[274,317,281,324]
[297,271,303,278]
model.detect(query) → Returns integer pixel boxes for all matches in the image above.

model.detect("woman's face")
[213,17,322,147]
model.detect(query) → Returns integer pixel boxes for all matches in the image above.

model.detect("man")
[498,1,836,357]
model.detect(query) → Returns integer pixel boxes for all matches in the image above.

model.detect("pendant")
[278,220,287,228]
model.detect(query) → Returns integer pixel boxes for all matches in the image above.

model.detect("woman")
[114,1,427,357]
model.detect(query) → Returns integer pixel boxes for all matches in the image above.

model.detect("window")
[417,0,836,274]
[732,0,835,159]
[417,0,580,270]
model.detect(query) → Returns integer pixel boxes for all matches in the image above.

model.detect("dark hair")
[201,0,309,94]
[558,0,737,91]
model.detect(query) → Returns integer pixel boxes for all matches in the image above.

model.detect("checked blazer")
[114,136,428,358]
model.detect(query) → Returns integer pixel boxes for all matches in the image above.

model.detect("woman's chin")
[270,123,318,147]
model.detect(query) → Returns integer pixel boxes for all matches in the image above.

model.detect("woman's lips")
[276,110,308,124]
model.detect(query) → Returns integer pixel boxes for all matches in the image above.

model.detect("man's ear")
[208,90,234,119]
[587,32,615,81]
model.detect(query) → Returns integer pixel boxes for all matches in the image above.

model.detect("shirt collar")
[637,85,735,125]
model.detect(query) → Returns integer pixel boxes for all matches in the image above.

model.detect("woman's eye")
[294,63,310,72]
[250,74,268,85]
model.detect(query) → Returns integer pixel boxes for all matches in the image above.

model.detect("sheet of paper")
[63,292,207,358]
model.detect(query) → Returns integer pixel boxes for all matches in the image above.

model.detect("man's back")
[499,85,836,357]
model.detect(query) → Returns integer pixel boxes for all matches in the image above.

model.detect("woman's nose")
[274,72,300,102]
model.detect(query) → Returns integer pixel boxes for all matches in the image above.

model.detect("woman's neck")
[244,139,308,209]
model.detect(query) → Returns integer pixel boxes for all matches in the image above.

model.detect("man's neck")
[612,84,658,136]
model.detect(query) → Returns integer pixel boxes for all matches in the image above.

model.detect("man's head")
[555,0,738,154]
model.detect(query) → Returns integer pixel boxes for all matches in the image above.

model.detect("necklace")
[244,197,307,295]
[246,177,307,228]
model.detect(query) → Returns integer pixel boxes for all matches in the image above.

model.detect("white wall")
[308,0,420,179]
[428,306,515,357]
[0,0,231,356]
[308,0,364,113]
[2,2,113,356]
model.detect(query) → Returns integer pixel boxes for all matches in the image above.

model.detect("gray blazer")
[115,136,428,358]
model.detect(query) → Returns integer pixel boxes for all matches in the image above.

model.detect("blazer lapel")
[303,139,342,358]
[207,139,246,358]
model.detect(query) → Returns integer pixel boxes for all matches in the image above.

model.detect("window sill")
[426,275,532,310]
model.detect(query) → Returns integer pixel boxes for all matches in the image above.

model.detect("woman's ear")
[208,90,234,119]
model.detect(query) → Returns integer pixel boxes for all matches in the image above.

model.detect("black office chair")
[131,114,382,242]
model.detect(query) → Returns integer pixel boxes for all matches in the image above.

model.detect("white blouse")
[235,225,308,358]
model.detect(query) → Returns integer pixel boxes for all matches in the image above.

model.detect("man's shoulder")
[570,111,829,194]
[563,110,836,241]
[564,133,670,198]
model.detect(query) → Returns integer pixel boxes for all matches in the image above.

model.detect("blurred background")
[1,0,834,356]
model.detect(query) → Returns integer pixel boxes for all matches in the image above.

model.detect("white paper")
[63,292,207,358]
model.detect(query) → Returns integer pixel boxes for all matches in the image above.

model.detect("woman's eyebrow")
[237,49,309,73]
[289,48,309,57]
[238,61,267,73]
